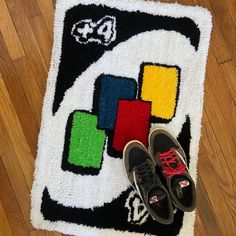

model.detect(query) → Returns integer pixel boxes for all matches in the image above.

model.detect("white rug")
[31,0,212,235]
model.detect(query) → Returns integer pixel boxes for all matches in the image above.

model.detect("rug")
[31,0,212,235]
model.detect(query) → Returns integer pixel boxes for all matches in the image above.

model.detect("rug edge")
[30,0,213,235]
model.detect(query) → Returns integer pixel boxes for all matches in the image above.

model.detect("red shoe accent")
[179,180,190,188]
[158,150,186,179]
[112,100,151,151]
[149,196,161,207]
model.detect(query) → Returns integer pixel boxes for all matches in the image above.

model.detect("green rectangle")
[68,111,106,168]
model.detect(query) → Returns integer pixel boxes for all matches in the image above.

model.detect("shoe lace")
[136,161,156,189]
[158,150,186,179]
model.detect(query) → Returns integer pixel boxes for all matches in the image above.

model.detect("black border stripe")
[41,187,184,236]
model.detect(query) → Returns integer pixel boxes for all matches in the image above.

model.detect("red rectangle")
[112,100,151,151]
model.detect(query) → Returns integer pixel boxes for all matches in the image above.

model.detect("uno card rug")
[31,0,212,235]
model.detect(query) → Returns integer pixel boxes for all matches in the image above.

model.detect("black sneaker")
[149,129,196,212]
[123,140,174,224]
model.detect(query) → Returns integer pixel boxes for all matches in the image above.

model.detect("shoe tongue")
[149,188,167,205]
[172,175,190,199]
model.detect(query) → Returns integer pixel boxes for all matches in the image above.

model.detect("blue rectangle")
[96,75,137,130]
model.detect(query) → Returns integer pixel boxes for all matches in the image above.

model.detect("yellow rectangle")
[141,64,179,120]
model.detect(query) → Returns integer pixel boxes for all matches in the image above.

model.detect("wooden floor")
[0,0,235,235]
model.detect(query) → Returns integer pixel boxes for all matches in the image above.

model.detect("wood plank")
[36,0,54,37]
[29,14,53,70]
[220,60,236,103]
[0,0,25,60]
[209,0,236,64]
[201,108,208,125]
[201,115,236,222]
[22,0,41,18]
[45,232,62,236]
[0,73,34,188]
[0,34,39,157]
[0,116,32,230]
[30,230,62,236]
[13,57,44,125]
[5,0,48,94]
[195,173,223,235]
[198,142,236,234]
[0,200,13,236]
[196,0,232,64]
[158,0,178,3]
[204,55,236,173]
[177,0,195,6]
[29,230,46,236]
[0,158,29,236]
[225,0,236,25]
[206,52,236,140]
[194,213,209,236]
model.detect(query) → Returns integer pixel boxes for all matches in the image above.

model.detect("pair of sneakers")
[123,128,196,225]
